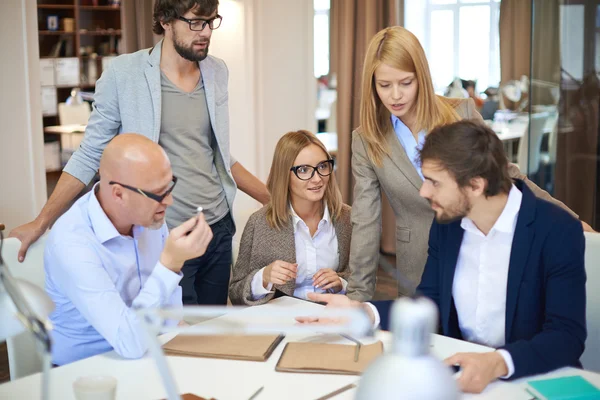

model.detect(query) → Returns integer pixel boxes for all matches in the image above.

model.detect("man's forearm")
[38,172,86,229]
[230,162,270,205]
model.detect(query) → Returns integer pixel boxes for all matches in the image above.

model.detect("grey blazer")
[63,39,237,216]
[229,204,353,306]
[346,98,577,301]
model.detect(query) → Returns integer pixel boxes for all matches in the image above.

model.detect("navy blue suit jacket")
[372,180,587,380]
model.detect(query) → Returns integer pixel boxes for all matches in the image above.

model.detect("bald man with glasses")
[44,134,213,366]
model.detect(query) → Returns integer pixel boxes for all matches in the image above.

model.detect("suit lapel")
[145,41,163,142]
[200,59,218,137]
[384,126,424,191]
[440,223,464,335]
[505,181,536,339]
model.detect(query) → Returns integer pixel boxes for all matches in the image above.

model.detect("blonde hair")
[359,26,460,166]
[266,130,343,230]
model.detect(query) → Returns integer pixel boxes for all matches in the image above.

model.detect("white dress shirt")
[251,204,347,300]
[45,185,183,365]
[452,184,522,377]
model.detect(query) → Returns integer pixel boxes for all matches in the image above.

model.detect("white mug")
[73,375,117,400]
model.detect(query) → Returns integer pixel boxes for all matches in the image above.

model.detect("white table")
[1,296,598,400]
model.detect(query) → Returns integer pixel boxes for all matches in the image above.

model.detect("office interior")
[1,0,600,397]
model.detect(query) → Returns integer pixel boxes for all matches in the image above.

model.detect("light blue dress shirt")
[391,115,426,180]
[45,185,183,365]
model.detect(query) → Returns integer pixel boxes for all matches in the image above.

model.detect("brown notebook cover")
[162,334,284,362]
[275,341,383,375]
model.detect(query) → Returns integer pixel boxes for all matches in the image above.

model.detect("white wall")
[210,0,316,219]
[0,1,46,232]
[251,0,317,179]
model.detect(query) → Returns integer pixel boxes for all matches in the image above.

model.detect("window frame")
[423,0,501,91]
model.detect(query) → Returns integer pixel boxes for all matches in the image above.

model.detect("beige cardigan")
[346,97,577,301]
[229,204,353,306]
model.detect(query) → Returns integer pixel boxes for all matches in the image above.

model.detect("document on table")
[163,334,284,362]
[275,341,383,375]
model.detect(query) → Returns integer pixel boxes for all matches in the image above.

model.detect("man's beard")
[430,191,471,224]
[148,218,165,230]
[173,30,209,62]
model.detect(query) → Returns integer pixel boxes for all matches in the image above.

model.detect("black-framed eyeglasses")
[290,159,334,181]
[109,176,178,203]
[176,14,222,31]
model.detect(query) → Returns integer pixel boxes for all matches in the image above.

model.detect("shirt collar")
[391,114,405,132]
[87,183,128,244]
[391,115,426,141]
[289,203,330,230]
[461,184,522,235]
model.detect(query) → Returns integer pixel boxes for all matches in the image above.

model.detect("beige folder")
[275,341,384,375]
[162,334,285,362]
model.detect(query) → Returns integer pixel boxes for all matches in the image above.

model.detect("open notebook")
[276,341,384,375]
[163,334,285,362]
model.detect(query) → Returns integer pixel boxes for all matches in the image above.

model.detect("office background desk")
[0,296,598,400]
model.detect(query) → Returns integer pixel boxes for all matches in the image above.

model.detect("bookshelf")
[37,0,122,196]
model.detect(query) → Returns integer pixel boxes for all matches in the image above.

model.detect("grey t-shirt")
[159,71,229,228]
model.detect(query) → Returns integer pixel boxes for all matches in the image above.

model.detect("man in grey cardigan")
[10,0,269,305]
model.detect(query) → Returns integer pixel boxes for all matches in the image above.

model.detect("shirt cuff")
[250,267,273,300]
[365,302,381,330]
[496,349,515,379]
[147,261,184,302]
[338,277,348,294]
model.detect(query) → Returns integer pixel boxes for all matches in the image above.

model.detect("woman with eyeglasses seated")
[229,130,351,305]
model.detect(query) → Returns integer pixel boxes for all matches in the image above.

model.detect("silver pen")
[315,383,357,400]
[248,386,264,400]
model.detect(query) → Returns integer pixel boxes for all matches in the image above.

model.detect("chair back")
[1,235,48,380]
[517,113,549,175]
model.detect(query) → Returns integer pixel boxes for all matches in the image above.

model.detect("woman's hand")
[313,268,343,293]
[263,261,297,288]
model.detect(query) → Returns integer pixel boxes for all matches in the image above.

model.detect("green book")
[527,376,600,400]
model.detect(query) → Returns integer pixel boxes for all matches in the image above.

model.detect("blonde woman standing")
[229,131,352,305]
[347,26,580,301]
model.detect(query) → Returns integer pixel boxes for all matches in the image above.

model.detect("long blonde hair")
[266,130,343,230]
[359,26,460,166]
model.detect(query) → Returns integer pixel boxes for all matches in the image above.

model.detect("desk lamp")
[0,231,55,400]
[356,297,459,400]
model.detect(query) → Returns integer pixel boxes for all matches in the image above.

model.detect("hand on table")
[444,351,508,394]
[294,293,376,325]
